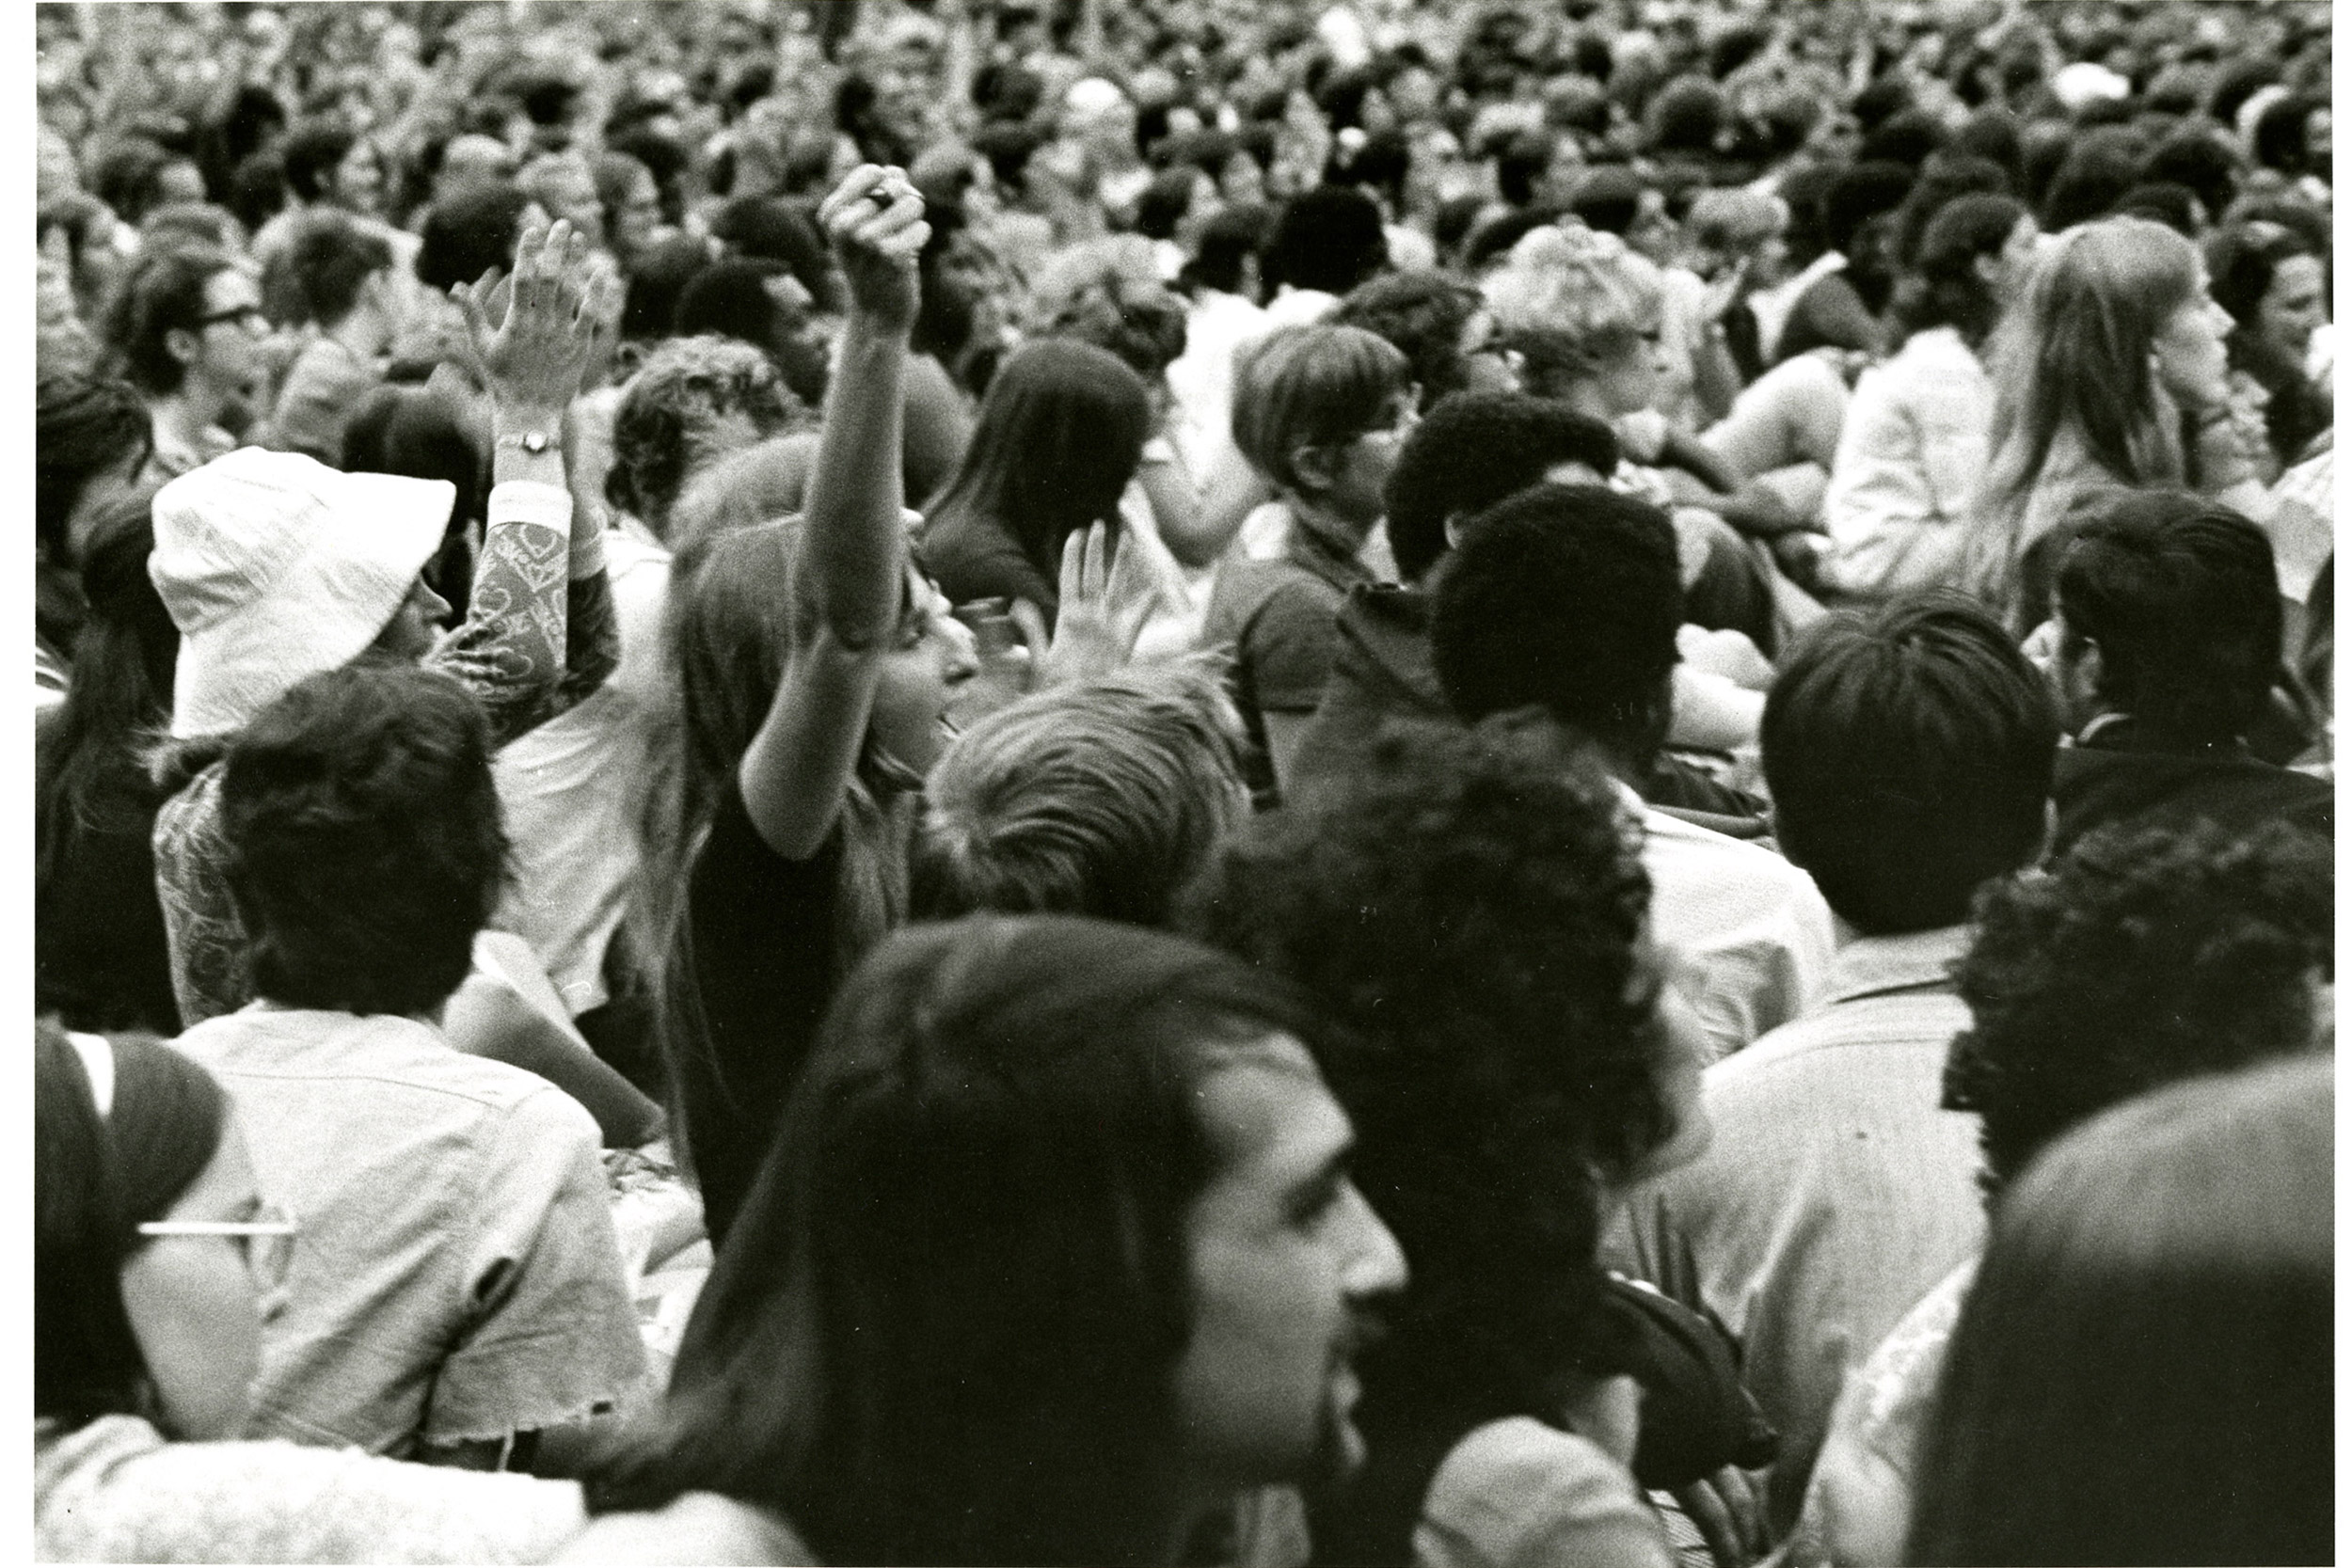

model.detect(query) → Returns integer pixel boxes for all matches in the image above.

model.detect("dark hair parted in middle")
[1431,483,1681,761]
[585,912,1343,1566]
[219,662,506,1019]
[1763,594,2058,936]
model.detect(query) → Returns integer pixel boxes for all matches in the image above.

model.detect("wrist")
[492,401,571,433]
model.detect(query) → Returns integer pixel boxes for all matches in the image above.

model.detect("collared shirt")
[1616,780,1835,1062]
[177,1009,646,1457]
[1782,1259,1978,1568]
[1611,925,1984,1536]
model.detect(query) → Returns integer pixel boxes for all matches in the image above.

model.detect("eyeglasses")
[138,1200,299,1295]
[197,305,269,332]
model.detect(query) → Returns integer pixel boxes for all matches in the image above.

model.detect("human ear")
[1287,441,1339,496]
[165,326,199,367]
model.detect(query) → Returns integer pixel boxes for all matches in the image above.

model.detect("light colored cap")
[149,446,454,739]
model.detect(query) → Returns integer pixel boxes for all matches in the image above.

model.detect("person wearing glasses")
[99,244,274,481]
[35,1022,593,1562]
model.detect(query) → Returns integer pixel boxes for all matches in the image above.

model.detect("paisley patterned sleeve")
[426,481,575,749]
[152,767,253,1027]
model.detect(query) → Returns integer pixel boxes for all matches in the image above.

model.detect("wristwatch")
[496,427,561,455]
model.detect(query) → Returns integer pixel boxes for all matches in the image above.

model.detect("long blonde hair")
[1961,217,2202,617]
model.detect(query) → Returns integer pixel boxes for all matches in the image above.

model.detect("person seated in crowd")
[150,217,614,1028]
[261,213,402,464]
[33,370,151,701]
[1907,1055,2331,1568]
[1787,819,2333,1568]
[1185,721,1714,1568]
[1429,482,1834,1058]
[919,338,1153,626]
[570,914,1406,1565]
[1286,389,1771,816]
[2033,488,2331,856]
[101,244,269,480]
[1614,594,2058,1540]
[914,657,1247,928]
[176,663,645,1462]
[1821,196,2034,601]
[37,486,180,1038]
[36,1022,595,1561]
[1200,323,1413,804]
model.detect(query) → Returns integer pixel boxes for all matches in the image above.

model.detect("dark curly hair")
[1944,820,2332,1198]
[1181,719,1664,1449]
[221,663,507,1019]
[1431,483,1682,763]
[1381,392,1617,584]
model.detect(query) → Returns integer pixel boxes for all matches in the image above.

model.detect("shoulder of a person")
[555,1493,818,1566]
[1424,1416,1653,1537]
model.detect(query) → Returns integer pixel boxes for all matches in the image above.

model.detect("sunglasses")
[137,1200,300,1295]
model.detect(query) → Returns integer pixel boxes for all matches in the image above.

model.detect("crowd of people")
[31,0,2333,1564]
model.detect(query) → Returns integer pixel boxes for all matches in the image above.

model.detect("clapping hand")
[1010,522,1163,689]
[818,164,930,335]
[450,218,612,414]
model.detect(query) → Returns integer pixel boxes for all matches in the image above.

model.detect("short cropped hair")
[278,119,358,204]
[220,664,506,1019]
[913,658,1248,928]
[1945,820,2332,1196]
[1764,596,2057,935]
[606,336,796,535]
[1229,324,1410,495]
[2053,490,2280,746]
[415,182,532,293]
[284,211,394,326]
[1383,392,1617,582]
[102,245,237,397]
[1263,185,1389,296]
[1431,483,1680,759]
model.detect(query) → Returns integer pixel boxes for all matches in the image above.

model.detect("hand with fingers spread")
[818,164,930,337]
[450,217,610,415]
[1025,522,1161,689]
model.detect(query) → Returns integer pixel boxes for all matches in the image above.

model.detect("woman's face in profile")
[2150,279,2235,412]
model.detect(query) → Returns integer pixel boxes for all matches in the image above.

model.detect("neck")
[153,386,223,445]
[1286,491,1375,553]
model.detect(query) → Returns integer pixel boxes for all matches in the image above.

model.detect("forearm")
[1168,441,1269,568]
[430,476,573,745]
[1691,324,1744,421]
[803,318,910,647]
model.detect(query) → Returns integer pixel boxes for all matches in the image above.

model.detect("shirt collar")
[1824,925,1972,1006]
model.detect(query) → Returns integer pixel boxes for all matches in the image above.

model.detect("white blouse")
[1822,327,1994,600]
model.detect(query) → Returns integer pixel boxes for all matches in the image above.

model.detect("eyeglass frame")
[195,304,270,332]
[136,1202,300,1294]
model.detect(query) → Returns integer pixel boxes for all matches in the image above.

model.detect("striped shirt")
[1611,925,1986,1537]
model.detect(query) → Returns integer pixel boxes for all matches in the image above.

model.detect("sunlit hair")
[588,913,1345,1565]
[605,335,800,539]
[913,657,1248,928]
[1960,217,2202,617]
[1229,324,1411,495]
[1481,221,1662,383]
[1911,1056,2331,1567]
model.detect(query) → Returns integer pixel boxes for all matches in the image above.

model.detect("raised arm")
[736,166,930,859]
[428,220,612,745]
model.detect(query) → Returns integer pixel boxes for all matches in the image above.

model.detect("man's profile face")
[1167,1035,1406,1495]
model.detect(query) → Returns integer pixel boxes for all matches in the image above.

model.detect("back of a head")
[614,912,1338,1565]
[1897,193,2028,348]
[220,663,504,1020]
[607,335,794,535]
[1482,222,1663,383]
[279,119,357,205]
[1184,201,1275,296]
[1910,1055,2331,1568]
[621,233,718,343]
[1944,819,2332,1198]
[2055,489,2280,747]
[286,210,393,328]
[36,372,151,557]
[1043,277,1190,385]
[1431,483,1680,758]
[416,182,530,294]
[940,338,1152,564]
[914,658,1247,928]
[1266,185,1389,296]
[37,1022,226,1430]
[1764,595,2057,936]
[1228,324,1410,495]
[1382,392,1618,582]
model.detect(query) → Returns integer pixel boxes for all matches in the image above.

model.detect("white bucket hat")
[149,447,455,739]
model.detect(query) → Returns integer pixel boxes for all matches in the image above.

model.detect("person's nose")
[1339,1182,1409,1297]
[942,614,981,682]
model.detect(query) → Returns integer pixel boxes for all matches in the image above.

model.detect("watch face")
[523,430,549,453]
